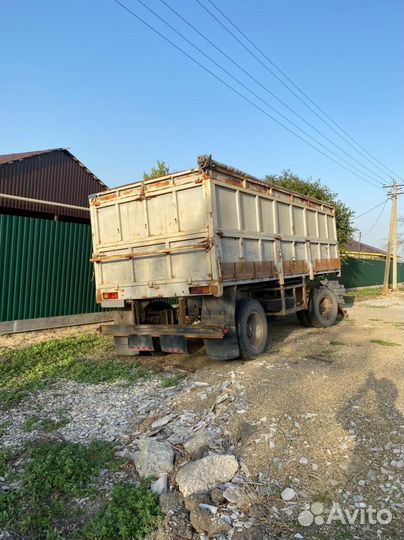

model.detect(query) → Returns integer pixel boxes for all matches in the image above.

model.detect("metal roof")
[0,148,107,190]
[346,239,387,255]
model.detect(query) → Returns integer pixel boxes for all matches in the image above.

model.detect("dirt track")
[1,293,403,539]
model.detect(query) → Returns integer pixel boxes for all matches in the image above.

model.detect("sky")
[1,0,403,250]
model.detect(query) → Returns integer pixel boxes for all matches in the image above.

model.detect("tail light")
[102,292,119,300]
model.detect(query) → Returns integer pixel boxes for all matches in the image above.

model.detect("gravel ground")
[1,293,403,539]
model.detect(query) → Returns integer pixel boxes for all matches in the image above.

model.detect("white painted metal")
[89,162,339,301]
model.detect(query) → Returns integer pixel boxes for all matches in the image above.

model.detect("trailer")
[89,155,344,360]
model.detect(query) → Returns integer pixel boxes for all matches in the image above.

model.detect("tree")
[264,170,355,252]
[143,160,171,180]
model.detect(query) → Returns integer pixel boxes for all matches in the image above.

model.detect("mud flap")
[202,286,240,360]
[204,332,239,360]
[159,335,188,354]
[128,335,154,351]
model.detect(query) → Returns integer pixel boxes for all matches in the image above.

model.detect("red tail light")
[102,292,118,300]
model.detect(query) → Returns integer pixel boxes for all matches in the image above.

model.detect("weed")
[160,374,184,388]
[0,334,149,408]
[22,415,69,433]
[0,420,11,436]
[368,318,382,322]
[84,481,162,540]
[0,440,117,539]
[329,341,344,346]
[370,339,400,347]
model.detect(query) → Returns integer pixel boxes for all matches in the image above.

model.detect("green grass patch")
[329,341,345,346]
[0,440,161,540]
[0,333,150,408]
[345,287,384,301]
[22,415,69,433]
[370,339,400,347]
[0,440,118,539]
[84,481,162,540]
[160,374,184,388]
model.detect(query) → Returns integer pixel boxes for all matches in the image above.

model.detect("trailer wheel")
[236,299,268,359]
[309,286,338,328]
[296,309,312,327]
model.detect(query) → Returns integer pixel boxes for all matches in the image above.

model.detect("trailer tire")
[236,299,268,359]
[296,309,312,327]
[309,286,338,328]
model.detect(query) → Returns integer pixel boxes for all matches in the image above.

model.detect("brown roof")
[0,148,107,189]
[346,239,387,255]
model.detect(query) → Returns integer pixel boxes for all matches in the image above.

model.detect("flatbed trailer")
[90,155,344,359]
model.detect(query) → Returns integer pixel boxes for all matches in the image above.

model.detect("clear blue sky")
[1,0,402,250]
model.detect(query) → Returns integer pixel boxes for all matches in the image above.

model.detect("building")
[0,148,110,332]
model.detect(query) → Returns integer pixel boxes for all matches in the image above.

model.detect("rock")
[151,473,167,495]
[189,507,212,534]
[183,430,211,459]
[184,492,211,512]
[223,485,247,505]
[132,438,174,477]
[176,454,239,497]
[208,517,232,536]
[199,503,218,515]
[281,487,296,501]
[211,487,225,505]
[299,457,308,465]
[151,414,175,429]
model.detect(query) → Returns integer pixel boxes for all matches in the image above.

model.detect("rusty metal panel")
[0,149,106,221]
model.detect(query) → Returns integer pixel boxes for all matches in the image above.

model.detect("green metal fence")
[0,214,100,322]
[340,256,404,289]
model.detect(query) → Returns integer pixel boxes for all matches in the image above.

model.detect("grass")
[370,339,400,347]
[345,285,403,302]
[0,440,161,540]
[160,374,184,388]
[329,341,345,346]
[22,415,69,433]
[84,481,162,540]
[0,333,150,408]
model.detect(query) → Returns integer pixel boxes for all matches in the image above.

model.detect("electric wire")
[354,199,388,219]
[363,200,388,236]
[158,0,387,185]
[201,0,402,182]
[113,0,382,190]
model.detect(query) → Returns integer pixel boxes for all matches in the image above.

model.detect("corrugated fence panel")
[0,214,100,322]
[340,257,404,288]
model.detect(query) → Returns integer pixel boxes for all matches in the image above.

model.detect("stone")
[184,492,211,512]
[223,486,247,505]
[211,487,225,505]
[151,473,167,495]
[199,503,218,515]
[132,438,174,477]
[176,454,239,497]
[151,414,175,430]
[159,491,183,515]
[189,507,212,534]
[281,487,297,501]
[207,517,232,536]
[183,430,211,459]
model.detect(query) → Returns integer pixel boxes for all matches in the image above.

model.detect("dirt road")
[1,293,403,539]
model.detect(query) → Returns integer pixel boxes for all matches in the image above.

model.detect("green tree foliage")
[264,170,355,251]
[143,160,170,180]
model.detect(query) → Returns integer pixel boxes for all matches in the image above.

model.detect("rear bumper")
[101,323,225,340]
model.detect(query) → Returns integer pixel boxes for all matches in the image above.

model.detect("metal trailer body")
[89,156,342,358]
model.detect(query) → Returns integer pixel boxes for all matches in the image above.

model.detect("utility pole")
[383,181,403,293]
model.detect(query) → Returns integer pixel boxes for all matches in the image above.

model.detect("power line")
[363,200,388,236]
[158,0,387,186]
[199,0,402,182]
[354,199,388,219]
[114,0,382,190]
